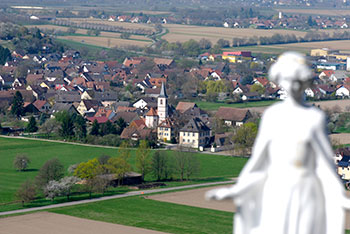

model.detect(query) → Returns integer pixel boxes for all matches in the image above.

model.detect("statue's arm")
[312,113,350,209]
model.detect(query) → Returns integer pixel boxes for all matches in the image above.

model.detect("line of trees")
[148,38,222,57]
[5,93,129,147]
[51,19,154,36]
[14,142,201,206]
[232,30,350,47]
[0,22,63,55]
[16,157,66,206]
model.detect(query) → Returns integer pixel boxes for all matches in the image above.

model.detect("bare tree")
[185,154,200,180]
[16,180,36,207]
[136,140,151,181]
[175,149,187,181]
[40,118,58,138]
[175,149,200,181]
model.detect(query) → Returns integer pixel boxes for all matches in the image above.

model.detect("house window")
[160,99,163,105]
[188,133,190,136]
[187,139,190,143]
[193,140,195,143]
[192,133,195,136]
[183,139,185,142]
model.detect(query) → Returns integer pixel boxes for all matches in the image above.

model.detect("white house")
[305,88,315,98]
[336,85,350,97]
[232,86,244,94]
[278,88,288,100]
[145,107,158,128]
[133,99,149,109]
[132,97,157,110]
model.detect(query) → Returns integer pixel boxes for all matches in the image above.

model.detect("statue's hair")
[269,51,312,85]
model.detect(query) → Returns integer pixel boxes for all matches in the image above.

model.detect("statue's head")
[269,52,313,100]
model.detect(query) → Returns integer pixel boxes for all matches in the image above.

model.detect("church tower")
[158,82,168,123]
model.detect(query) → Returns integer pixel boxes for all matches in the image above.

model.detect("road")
[0,179,236,217]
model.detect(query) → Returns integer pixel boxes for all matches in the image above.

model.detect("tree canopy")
[11,91,24,117]
[26,116,38,133]
[0,45,11,65]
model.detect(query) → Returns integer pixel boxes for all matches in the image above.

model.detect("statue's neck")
[285,95,304,107]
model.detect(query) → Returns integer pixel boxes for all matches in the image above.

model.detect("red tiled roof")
[116,106,136,113]
[321,70,335,77]
[153,58,174,66]
[87,116,109,124]
[255,77,269,86]
[216,107,251,122]
[176,102,196,113]
[146,107,157,116]
[130,119,146,129]
[33,100,47,110]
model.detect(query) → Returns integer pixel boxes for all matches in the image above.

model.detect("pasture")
[57,35,151,48]
[277,8,350,16]
[195,100,278,111]
[62,18,156,31]
[227,39,350,54]
[26,25,89,35]
[162,24,308,43]
[48,184,350,233]
[125,10,171,15]
[51,196,233,234]
[27,24,152,48]
[0,137,247,210]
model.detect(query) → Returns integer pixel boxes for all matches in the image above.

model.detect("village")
[2,46,350,144]
[2,44,350,180]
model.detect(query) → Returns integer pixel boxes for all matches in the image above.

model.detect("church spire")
[159,82,168,98]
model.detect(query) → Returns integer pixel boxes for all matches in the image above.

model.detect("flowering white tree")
[60,176,80,200]
[44,180,62,201]
[44,176,80,201]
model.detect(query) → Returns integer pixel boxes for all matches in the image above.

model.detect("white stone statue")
[206,52,350,234]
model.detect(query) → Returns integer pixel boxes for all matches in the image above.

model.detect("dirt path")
[149,185,235,212]
[330,133,350,145]
[0,180,236,217]
[0,212,166,234]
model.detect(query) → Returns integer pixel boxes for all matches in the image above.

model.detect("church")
[144,83,176,142]
[144,82,169,128]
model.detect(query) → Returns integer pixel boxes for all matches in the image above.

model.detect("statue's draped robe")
[233,105,345,234]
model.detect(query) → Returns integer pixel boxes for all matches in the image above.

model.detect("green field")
[196,100,278,111]
[0,137,247,211]
[51,196,233,234]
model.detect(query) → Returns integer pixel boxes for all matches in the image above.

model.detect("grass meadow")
[0,137,247,211]
[195,100,278,111]
[51,196,233,234]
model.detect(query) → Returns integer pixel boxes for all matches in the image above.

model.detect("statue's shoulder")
[262,102,325,122]
[308,105,325,120]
